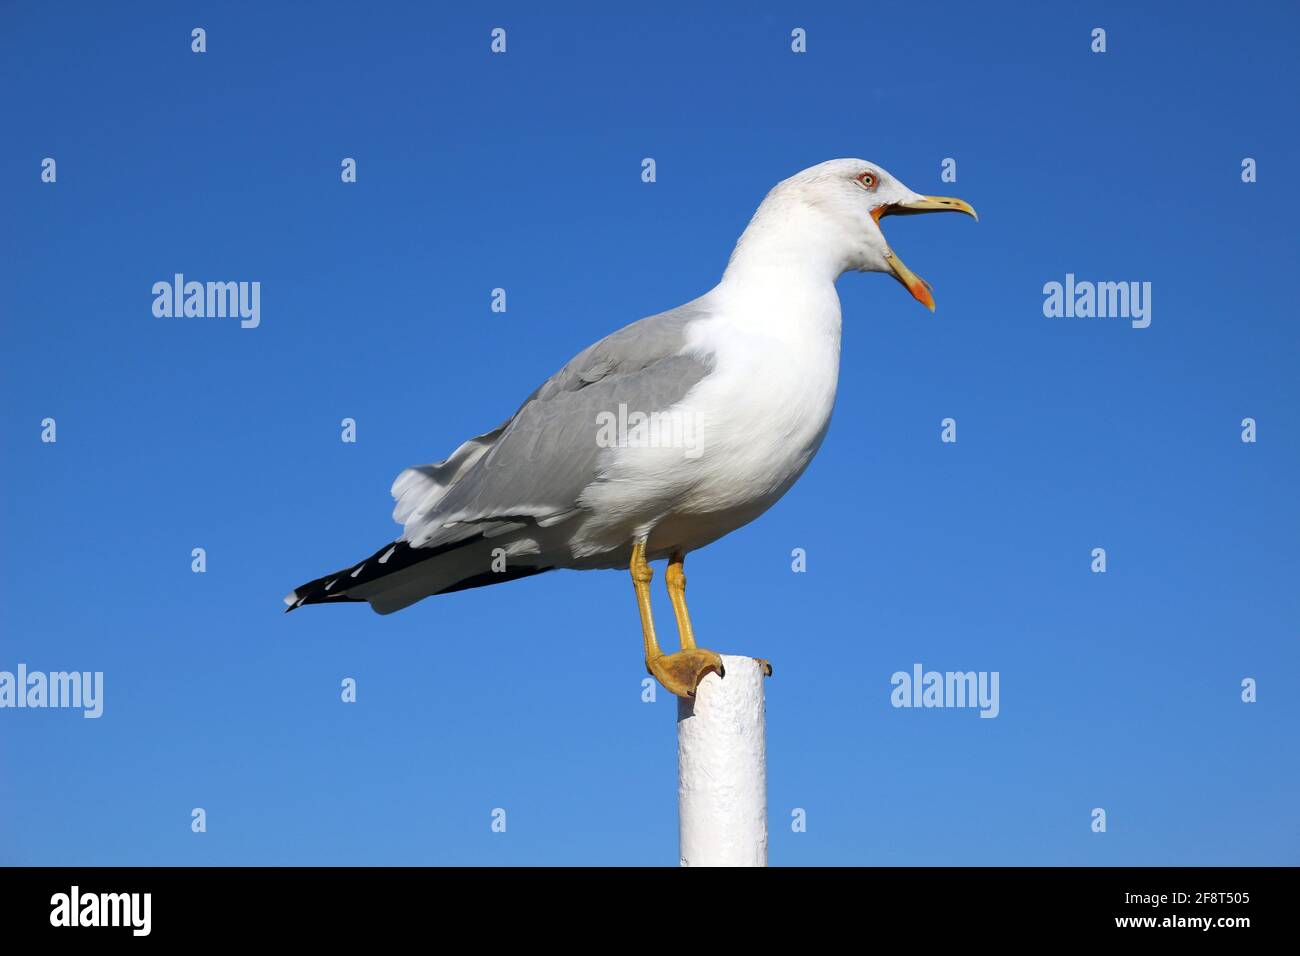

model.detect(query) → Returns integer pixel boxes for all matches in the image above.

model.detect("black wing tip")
[284,534,491,615]
[283,587,367,612]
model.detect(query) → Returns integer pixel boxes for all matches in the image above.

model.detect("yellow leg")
[666,550,772,680]
[630,539,662,662]
[631,540,724,698]
[665,550,696,650]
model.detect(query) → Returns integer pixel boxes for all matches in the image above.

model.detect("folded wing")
[393,300,714,550]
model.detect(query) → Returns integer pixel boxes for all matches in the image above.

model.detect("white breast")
[678,282,843,516]
[570,280,843,559]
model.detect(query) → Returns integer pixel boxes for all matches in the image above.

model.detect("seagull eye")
[857,172,878,190]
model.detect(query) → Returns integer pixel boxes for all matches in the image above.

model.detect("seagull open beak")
[872,196,978,312]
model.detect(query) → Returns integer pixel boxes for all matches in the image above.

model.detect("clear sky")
[2,1,1296,866]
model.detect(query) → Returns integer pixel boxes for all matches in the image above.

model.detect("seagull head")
[734,158,978,311]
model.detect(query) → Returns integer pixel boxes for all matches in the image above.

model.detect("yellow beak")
[872,196,978,312]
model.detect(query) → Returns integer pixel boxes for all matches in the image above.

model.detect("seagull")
[286,159,976,697]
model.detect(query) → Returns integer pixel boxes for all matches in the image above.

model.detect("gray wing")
[393,299,715,549]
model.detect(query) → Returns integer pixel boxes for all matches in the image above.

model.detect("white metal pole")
[676,654,768,866]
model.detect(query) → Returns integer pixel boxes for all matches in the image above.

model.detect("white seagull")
[287,159,977,697]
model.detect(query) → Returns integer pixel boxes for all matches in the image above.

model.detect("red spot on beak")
[909,280,935,311]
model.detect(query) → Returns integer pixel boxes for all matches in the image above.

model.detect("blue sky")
[1,0,1296,865]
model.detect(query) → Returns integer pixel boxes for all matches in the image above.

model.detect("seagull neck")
[716,246,844,338]
[713,255,843,343]
[719,204,851,295]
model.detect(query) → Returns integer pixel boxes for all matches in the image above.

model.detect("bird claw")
[647,649,725,698]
